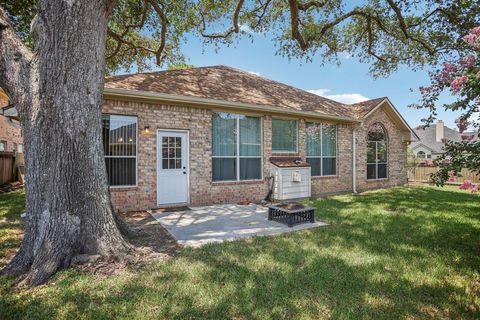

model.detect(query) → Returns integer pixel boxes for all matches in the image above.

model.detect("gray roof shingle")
[105,65,385,120]
[411,124,479,152]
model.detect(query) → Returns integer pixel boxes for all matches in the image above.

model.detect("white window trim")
[0,141,6,152]
[103,114,139,188]
[212,114,263,182]
[306,123,338,177]
[272,118,298,154]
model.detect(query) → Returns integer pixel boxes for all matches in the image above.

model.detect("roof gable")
[410,142,436,152]
[350,97,419,141]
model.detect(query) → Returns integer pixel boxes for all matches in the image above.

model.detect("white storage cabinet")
[272,165,311,201]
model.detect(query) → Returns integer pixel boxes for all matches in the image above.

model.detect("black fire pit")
[268,203,315,227]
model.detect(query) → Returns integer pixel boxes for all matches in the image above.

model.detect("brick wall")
[103,99,270,212]
[103,99,409,212]
[0,116,22,152]
[0,90,23,152]
[355,107,410,191]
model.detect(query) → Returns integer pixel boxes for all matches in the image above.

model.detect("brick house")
[0,89,23,153]
[101,66,417,212]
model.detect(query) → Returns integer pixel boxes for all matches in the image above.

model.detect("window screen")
[102,114,137,186]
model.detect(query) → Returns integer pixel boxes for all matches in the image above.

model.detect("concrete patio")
[151,203,328,247]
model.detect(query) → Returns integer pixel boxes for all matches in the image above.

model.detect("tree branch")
[106,0,151,61]
[288,0,308,50]
[287,1,375,52]
[200,0,245,39]
[366,18,386,62]
[146,0,167,64]
[106,0,168,65]
[385,0,435,55]
[250,0,272,29]
[0,5,34,115]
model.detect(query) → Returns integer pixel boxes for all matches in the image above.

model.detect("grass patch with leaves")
[0,186,479,319]
[0,189,25,267]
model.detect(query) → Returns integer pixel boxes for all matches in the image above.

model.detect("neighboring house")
[410,120,479,159]
[102,66,417,212]
[0,89,23,153]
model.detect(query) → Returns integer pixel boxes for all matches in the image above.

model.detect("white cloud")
[307,89,330,96]
[248,71,261,76]
[307,88,369,104]
[239,24,253,34]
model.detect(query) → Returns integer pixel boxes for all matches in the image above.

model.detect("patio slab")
[151,203,328,247]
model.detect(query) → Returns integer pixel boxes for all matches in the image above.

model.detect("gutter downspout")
[352,128,357,193]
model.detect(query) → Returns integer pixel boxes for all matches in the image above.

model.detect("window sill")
[312,175,338,180]
[271,152,299,156]
[109,186,138,191]
[366,178,389,182]
[212,179,265,186]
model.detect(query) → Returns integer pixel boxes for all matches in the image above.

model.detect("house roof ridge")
[106,65,223,79]
[107,65,350,108]
[349,97,387,106]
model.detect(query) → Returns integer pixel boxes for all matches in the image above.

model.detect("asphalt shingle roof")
[105,65,384,120]
[348,97,386,118]
[411,124,479,152]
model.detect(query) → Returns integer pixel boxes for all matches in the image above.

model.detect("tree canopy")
[3,0,479,76]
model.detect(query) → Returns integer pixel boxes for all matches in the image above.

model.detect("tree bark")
[0,0,131,287]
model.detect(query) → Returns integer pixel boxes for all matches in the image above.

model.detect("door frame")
[156,129,190,206]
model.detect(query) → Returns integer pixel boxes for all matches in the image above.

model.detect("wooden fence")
[0,152,17,185]
[408,166,480,184]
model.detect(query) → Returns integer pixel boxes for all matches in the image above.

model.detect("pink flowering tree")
[413,27,480,189]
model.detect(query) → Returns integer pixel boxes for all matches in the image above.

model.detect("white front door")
[157,130,189,205]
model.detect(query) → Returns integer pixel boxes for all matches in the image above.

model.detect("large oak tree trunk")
[0,0,130,286]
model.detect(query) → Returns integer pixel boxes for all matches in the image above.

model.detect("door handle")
[183,171,186,175]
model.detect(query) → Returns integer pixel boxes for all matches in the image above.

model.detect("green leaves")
[3,0,479,76]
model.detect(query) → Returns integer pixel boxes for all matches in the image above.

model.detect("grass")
[0,186,479,319]
[0,190,25,265]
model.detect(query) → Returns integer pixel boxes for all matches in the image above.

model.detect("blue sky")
[172,32,463,130]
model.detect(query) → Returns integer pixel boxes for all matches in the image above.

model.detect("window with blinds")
[212,112,262,181]
[272,119,298,153]
[102,114,137,186]
[306,123,337,176]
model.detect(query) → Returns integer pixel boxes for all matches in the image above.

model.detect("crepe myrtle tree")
[1,0,479,286]
[412,26,480,189]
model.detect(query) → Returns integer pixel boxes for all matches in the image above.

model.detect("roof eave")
[103,87,361,124]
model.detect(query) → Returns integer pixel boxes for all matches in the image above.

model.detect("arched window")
[417,151,426,159]
[367,123,388,180]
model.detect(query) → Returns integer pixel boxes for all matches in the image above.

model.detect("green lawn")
[1,186,479,319]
